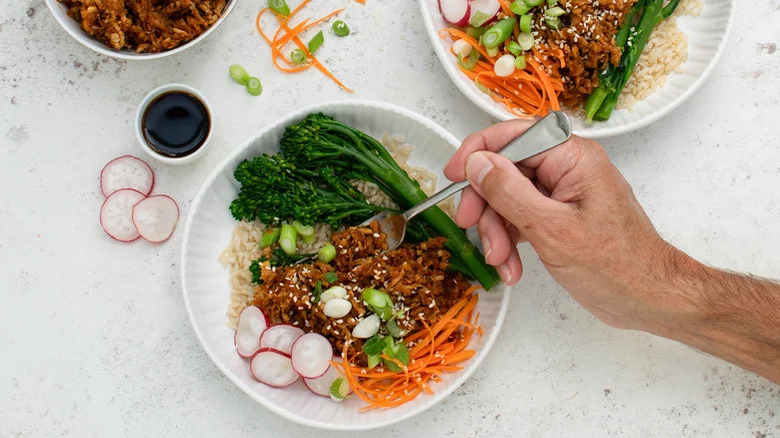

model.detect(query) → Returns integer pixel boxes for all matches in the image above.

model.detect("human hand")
[444,120,676,330]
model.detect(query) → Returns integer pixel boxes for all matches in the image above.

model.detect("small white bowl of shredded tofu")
[420,0,735,137]
[180,100,510,430]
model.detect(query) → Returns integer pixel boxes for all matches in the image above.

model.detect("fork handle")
[403,111,572,222]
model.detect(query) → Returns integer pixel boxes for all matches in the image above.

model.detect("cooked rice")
[617,0,703,109]
[219,134,455,328]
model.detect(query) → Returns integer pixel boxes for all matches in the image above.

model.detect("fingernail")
[498,263,514,284]
[482,236,493,262]
[465,152,494,187]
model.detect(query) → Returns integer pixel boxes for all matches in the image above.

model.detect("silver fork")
[360,111,572,251]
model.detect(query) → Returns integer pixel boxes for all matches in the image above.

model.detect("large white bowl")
[419,0,735,137]
[44,0,236,60]
[180,100,510,430]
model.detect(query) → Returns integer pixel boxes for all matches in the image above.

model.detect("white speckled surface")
[0,0,778,437]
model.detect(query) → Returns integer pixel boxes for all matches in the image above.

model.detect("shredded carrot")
[331,286,483,410]
[255,1,353,92]
[439,27,564,117]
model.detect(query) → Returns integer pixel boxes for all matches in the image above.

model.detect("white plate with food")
[181,100,509,430]
[45,0,236,59]
[420,0,734,137]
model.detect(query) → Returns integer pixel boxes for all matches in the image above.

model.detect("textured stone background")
[1,0,778,436]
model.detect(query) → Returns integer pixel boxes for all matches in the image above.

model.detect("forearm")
[644,248,780,383]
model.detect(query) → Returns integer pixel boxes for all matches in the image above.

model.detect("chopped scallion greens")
[545,17,561,29]
[362,335,386,356]
[547,0,558,6]
[545,6,566,17]
[481,18,516,49]
[332,20,350,36]
[517,32,535,51]
[260,227,281,248]
[324,271,338,284]
[366,353,381,369]
[290,48,307,65]
[475,80,493,96]
[279,223,297,255]
[229,64,249,85]
[519,14,533,34]
[312,280,323,303]
[246,76,263,96]
[382,337,410,372]
[386,318,406,338]
[458,49,480,71]
[515,54,527,69]
[361,288,394,320]
[330,377,349,400]
[468,10,493,27]
[318,244,336,263]
[465,25,488,39]
[509,0,532,15]
[268,0,290,16]
[485,45,499,57]
[507,40,523,56]
[292,220,315,236]
[308,30,325,54]
[301,233,316,244]
[523,0,544,6]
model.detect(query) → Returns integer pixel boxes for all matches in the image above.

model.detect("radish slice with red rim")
[303,364,351,397]
[469,0,501,26]
[132,194,179,243]
[259,324,305,355]
[100,155,155,197]
[439,0,471,26]
[250,348,299,387]
[291,333,333,379]
[100,188,146,242]
[235,306,269,358]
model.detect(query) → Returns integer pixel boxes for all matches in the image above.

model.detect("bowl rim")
[179,99,511,430]
[416,0,736,138]
[43,0,237,60]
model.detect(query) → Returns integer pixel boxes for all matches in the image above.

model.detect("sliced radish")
[469,0,501,26]
[259,324,305,355]
[100,155,154,197]
[303,365,351,397]
[235,306,269,358]
[131,194,179,243]
[438,0,470,26]
[100,188,146,242]
[250,348,300,387]
[291,333,333,379]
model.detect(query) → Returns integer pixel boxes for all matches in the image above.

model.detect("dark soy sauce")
[142,91,210,158]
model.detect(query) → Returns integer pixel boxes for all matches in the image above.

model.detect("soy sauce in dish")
[142,91,210,158]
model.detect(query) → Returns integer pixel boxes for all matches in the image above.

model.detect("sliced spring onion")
[279,223,297,255]
[308,30,325,54]
[290,48,307,65]
[229,64,249,85]
[458,48,480,71]
[481,18,516,49]
[362,335,387,356]
[545,6,566,17]
[330,377,349,401]
[465,25,488,39]
[507,40,523,56]
[485,45,499,57]
[494,54,516,77]
[259,227,281,248]
[468,10,493,27]
[386,318,406,338]
[312,280,323,303]
[301,233,316,244]
[517,32,535,51]
[519,14,533,34]
[475,80,493,96]
[268,0,290,16]
[545,17,561,29]
[246,77,263,96]
[509,0,532,15]
[292,220,315,236]
[319,286,347,304]
[515,54,527,69]
[332,20,350,37]
[318,244,336,263]
[366,353,381,369]
[547,0,558,6]
[523,0,544,6]
[361,288,394,320]
[382,337,410,372]
[324,271,338,284]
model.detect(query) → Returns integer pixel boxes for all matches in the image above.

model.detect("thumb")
[465,151,564,237]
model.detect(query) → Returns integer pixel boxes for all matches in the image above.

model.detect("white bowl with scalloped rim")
[419,0,735,137]
[180,100,510,430]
